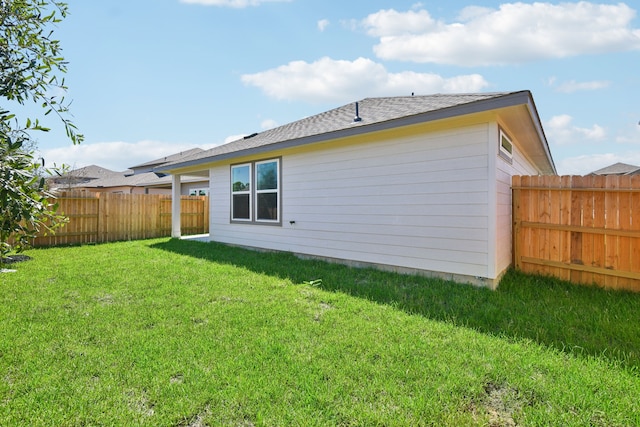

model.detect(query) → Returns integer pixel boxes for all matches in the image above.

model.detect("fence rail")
[31,191,209,247]
[21,179,640,292]
[512,175,640,292]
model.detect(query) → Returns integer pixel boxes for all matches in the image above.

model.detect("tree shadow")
[150,238,640,372]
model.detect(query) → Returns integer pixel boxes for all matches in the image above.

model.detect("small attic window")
[499,129,513,163]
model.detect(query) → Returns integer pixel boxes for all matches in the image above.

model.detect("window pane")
[232,165,250,192]
[501,135,513,155]
[257,192,278,221]
[232,194,250,219]
[257,161,278,190]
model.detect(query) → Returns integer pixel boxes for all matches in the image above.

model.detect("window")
[256,160,279,221]
[231,158,280,224]
[499,129,513,162]
[231,163,251,220]
[189,188,209,196]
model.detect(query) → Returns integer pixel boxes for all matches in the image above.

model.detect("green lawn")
[1,238,639,426]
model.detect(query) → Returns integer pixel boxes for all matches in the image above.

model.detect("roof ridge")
[361,91,519,101]
[157,91,537,172]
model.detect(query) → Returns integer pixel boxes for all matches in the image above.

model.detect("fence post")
[512,175,521,269]
[97,192,107,243]
[569,176,583,283]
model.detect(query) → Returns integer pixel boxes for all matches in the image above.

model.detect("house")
[47,164,122,191]
[68,149,209,195]
[589,162,640,176]
[157,91,556,288]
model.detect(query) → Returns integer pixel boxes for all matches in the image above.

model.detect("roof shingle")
[158,92,525,171]
[590,162,640,176]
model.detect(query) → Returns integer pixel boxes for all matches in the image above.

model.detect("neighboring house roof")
[589,162,640,176]
[48,165,124,191]
[157,91,555,174]
[77,172,206,190]
[57,148,209,191]
[78,171,164,189]
[51,164,121,182]
[129,148,204,170]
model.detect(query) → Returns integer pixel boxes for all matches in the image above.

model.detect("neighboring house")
[157,91,556,288]
[70,148,209,195]
[48,164,122,191]
[589,162,640,176]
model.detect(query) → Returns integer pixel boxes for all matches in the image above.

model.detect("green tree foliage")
[1,0,81,265]
[0,137,66,265]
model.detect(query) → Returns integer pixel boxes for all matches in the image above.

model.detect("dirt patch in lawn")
[468,381,538,426]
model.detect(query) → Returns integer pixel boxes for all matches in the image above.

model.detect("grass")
[0,237,638,426]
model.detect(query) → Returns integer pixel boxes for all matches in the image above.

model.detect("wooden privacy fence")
[32,191,209,247]
[512,175,640,292]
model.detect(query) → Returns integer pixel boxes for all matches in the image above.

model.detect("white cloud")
[39,141,209,172]
[224,134,247,144]
[260,119,278,130]
[317,19,330,32]
[456,6,493,22]
[558,151,640,175]
[179,0,290,7]
[545,114,606,145]
[241,57,488,103]
[362,3,640,66]
[554,79,611,93]
[361,9,436,37]
[616,124,640,144]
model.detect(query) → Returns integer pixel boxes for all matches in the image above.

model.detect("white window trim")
[231,163,252,222]
[499,128,514,163]
[255,159,280,224]
[230,158,281,225]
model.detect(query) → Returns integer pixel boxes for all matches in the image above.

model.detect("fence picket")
[513,175,640,292]
[581,175,594,285]
[569,175,583,284]
[559,176,572,281]
[631,176,640,287]
[548,176,561,279]
[604,176,619,289]
[28,191,208,248]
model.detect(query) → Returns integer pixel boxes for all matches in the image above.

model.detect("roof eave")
[158,91,554,174]
[523,93,557,175]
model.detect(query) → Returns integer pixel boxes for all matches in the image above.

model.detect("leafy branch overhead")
[1,0,83,145]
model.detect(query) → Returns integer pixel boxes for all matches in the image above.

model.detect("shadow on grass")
[150,238,640,372]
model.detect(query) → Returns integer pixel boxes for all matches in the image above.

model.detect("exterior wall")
[72,182,207,196]
[493,122,539,280]
[144,187,172,195]
[182,181,209,196]
[209,122,494,283]
[78,186,135,194]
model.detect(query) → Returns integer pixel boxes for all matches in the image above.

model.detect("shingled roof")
[129,148,204,170]
[589,162,640,176]
[157,91,545,172]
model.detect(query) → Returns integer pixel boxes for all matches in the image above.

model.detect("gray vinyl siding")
[209,123,492,279]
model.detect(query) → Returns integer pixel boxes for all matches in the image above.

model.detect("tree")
[0,136,66,266]
[1,0,82,266]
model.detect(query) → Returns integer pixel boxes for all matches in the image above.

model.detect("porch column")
[171,173,181,238]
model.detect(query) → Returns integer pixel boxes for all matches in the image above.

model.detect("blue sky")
[33,0,640,175]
